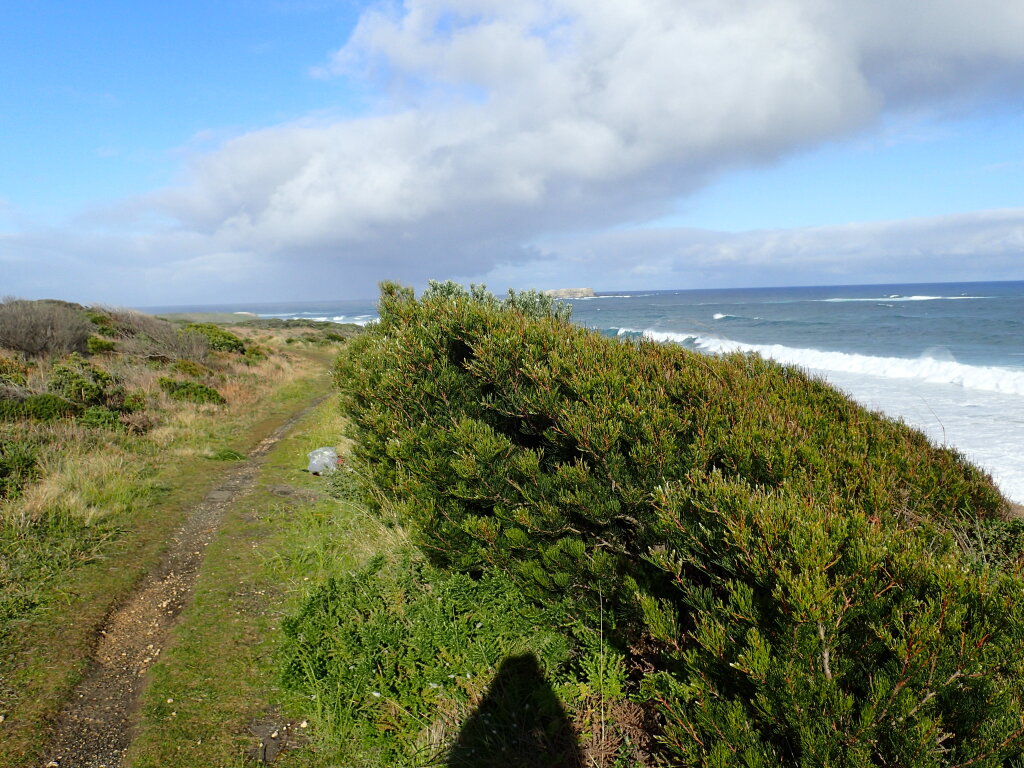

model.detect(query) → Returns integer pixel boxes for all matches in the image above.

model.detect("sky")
[2,0,1023,306]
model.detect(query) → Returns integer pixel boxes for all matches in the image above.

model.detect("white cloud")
[158,1,1024,280]
[7,0,1024,302]
[494,208,1024,291]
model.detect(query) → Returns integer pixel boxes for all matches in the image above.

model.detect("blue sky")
[2,0,1023,305]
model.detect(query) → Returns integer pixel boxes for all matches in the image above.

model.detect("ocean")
[147,280,1024,503]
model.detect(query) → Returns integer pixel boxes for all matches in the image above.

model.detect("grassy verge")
[0,332,335,767]
[124,394,401,767]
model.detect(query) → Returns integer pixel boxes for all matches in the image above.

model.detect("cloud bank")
[10,0,1024,302]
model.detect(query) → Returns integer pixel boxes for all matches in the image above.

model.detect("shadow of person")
[445,653,583,768]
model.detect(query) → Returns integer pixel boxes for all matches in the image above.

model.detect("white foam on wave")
[622,328,1024,397]
[258,313,377,326]
[817,295,989,303]
[570,294,650,300]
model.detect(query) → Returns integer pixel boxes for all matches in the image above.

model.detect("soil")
[41,397,326,768]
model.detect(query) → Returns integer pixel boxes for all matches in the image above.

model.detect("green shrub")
[171,359,209,378]
[242,345,266,362]
[84,309,117,337]
[183,323,246,353]
[0,355,28,386]
[330,282,1023,766]
[86,336,116,354]
[121,390,147,413]
[0,438,40,499]
[47,354,120,407]
[158,377,225,405]
[0,400,23,421]
[0,393,81,422]
[78,406,123,430]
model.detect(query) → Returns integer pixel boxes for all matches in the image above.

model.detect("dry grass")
[13,449,141,528]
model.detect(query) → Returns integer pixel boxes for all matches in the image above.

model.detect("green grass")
[125,394,380,767]
[0,351,335,768]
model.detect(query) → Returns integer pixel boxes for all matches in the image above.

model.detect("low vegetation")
[0,297,352,766]
[282,282,1024,766]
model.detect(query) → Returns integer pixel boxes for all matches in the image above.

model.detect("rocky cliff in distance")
[542,287,595,299]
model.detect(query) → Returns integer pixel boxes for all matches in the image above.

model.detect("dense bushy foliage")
[86,336,115,354]
[0,356,29,386]
[47,354,123,408]
[0,394,81,422]
[0,298,92,357]
[334,282,1024,766]
[158,377,225,405]
[183,323,246,353]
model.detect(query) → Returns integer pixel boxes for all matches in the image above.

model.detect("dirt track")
[42,397,325,768]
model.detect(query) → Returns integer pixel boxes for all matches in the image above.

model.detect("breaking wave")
[816,295,989,303]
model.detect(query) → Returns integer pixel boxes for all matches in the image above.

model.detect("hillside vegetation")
[0,297,349,764]
[285,282,1024,767]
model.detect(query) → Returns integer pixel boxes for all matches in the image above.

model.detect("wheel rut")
[41,396,328,768]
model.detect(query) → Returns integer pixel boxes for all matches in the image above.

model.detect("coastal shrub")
[183,323,246,353]
[0,393,81,422]
[0,355,28,386]
[171,359,210,378]
[47,354,122,408]
[158,377,225,405]
[0,298,92,357]
[79,406,123,430]
[86,336,116,354]
[121,390,147,413]
[332,282,1023,765]
[84,308,117,337]
[111,310,210,363]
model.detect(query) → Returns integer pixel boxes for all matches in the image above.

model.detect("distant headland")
[542,287,595,299]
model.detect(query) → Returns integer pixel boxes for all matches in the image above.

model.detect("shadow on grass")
[445,653,583,768]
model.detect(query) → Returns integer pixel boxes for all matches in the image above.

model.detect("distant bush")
[0,355,28,386]
[84,309,117,337]
[86,336,116,354]
[0,393,81,422]
[0,298,92,357]
[79,406,123,430]
[171,359,209,378]
[111,310,210,363]
[329,282,1023,766]
[158,377,225,405]
[47,354,123,408]
[121,390,147,413]
[183,323,246,353]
